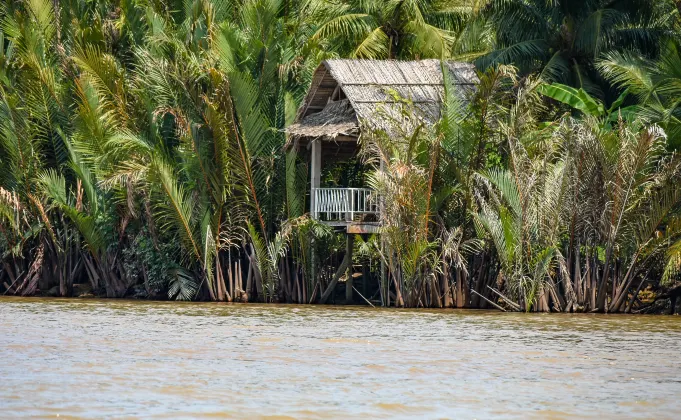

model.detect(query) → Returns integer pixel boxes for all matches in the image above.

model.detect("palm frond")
[150,157,202,262]
[168,266,199,300]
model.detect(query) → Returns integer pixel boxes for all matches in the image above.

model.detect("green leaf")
[607,88,630,114]
[168,267,199,301]
[606,105,641,123]
[537,83,605,116]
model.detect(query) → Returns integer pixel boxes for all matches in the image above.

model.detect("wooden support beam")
[347,224,381,234]
[353,286,375,308]
[310,140,321,219]
[346,271,353,303]
[340,82,475,86]
[309,140,322,290]
[362,260,369,298]
[330,85,341,102]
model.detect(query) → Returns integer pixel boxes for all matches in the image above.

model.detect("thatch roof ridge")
[322,59,476,90]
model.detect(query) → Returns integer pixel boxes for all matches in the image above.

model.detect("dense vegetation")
[1,0,680,312]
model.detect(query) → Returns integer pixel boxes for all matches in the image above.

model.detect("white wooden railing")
[312,188,378,222]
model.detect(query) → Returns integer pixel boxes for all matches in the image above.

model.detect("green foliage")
[1,0,681,308]
[480,0,677,96]
[307,0,492,59]
[597,39,681,147]
[538,83,606,117]
[122,232,187,298]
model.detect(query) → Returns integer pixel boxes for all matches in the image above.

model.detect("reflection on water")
[1,297,681,419]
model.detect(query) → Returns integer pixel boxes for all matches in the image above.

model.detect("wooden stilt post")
[362,258,369,298]
[310,139,322,296]
[310,139,321,220]
[378,158,387,306]
[346,256,353,304]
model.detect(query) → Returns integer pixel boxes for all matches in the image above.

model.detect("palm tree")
[100,0,279,300]
[0,0,309,300]
[473,114,681,312]
[360,92,483,307]
[597,39,681,147]
[479,0,676,97]
[101,0,318,301]
[305,0,492,59]
[0,0,81,296]
[473,142,572,311]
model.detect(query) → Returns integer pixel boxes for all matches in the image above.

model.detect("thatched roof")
[286,59,477,145]
[286,99,358,140]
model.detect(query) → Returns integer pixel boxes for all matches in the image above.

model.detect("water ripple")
[1,297,680,419]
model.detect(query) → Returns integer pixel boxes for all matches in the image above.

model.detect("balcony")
[312,188,380,233]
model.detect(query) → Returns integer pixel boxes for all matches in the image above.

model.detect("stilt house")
[286,59,477,234]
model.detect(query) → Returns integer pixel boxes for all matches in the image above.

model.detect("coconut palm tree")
[0,0,312,300]
[597,39,681,147]
[479,0,677,97]
[305,0,492,59]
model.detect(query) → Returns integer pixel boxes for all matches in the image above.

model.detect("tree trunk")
[574,243,582,305]
[590,257,598,310]
[443,265,453,307]
[625,273,649,313]
[216,256,226,302]
[455,268,464,308]
[245,262,253,302]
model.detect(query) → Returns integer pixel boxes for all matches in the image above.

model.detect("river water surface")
[1,297,681,419]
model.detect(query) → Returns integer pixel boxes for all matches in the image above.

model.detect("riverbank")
[12,281,681,315]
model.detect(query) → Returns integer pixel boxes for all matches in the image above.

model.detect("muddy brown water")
[1,297,681,419]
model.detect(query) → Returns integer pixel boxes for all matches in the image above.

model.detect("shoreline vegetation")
[2,1,681,314]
